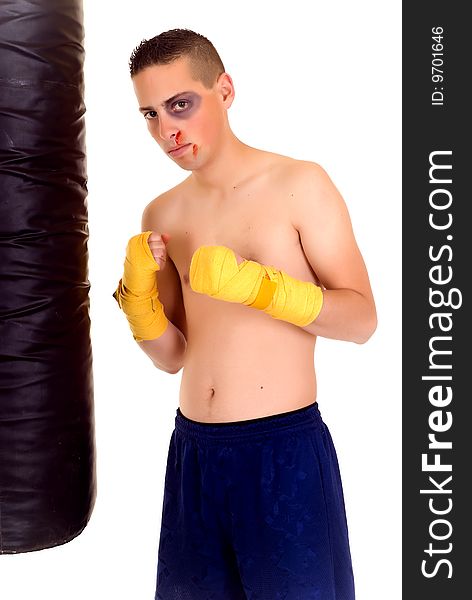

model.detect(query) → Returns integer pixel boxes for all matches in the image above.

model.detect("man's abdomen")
[178,299,317,423]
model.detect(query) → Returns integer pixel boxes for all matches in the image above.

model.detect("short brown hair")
[129,28,225,89]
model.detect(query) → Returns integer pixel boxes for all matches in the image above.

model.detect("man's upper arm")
[141,200,187,338]
[291,162,374,303]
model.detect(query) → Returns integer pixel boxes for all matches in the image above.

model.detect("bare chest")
[166,187,318,288]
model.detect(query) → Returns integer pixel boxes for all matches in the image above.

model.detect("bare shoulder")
[267,157,350,230]
[268,156,333,191]
[141,178,189,231]
[260,153,339,206]
[249,148,330,191]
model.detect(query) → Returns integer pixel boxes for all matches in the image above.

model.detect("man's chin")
[168,153,202,172]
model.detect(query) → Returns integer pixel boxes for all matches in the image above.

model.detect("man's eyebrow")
[138,90,195,112]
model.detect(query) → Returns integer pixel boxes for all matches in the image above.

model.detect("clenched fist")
[113,230,171,342]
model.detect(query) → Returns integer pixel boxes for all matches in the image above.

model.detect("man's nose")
[156,113,179,142]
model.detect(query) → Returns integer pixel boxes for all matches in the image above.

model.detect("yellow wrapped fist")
[113,231,169,341]
[189,245,323,327]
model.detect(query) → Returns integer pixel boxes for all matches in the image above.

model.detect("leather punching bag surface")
[0,0,96,553]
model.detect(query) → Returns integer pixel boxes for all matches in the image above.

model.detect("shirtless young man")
[114,28,376,600]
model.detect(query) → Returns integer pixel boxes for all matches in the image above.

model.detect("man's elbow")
[152,359,184,375]
[354,313,378,344]
[164,364,184,375]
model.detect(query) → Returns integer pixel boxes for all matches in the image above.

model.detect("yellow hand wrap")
[189,246,323,327]
[113,231,169,342]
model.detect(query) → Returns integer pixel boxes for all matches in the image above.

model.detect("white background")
[0,1,401,598]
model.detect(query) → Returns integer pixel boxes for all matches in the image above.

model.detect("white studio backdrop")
[0,1,401,599]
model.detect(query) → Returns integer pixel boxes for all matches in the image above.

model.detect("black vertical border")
[403,3,470,598]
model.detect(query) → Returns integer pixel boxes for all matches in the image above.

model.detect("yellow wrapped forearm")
[113,231,169,341]
[189,245,323,327]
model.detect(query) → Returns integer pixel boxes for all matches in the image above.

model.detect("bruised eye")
[143,110,157,120]
[172,100,190,112]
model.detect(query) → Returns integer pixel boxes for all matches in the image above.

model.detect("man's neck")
[189,133,256,195]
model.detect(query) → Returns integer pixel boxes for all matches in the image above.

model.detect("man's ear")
[217,72,235,108]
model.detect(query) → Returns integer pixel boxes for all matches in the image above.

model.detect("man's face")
[132,57,229,169]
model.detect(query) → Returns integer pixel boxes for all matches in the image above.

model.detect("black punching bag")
[0,0,96,553]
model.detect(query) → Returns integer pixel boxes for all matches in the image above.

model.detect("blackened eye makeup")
[165,92,202,119]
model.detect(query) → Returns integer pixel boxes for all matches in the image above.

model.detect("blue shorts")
[155,401,355,599]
